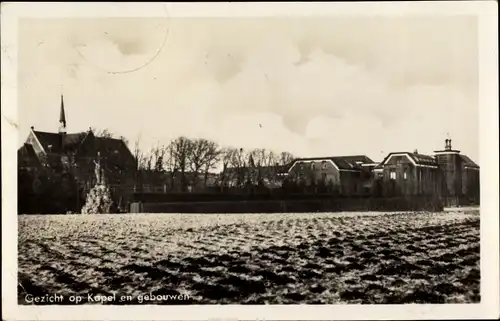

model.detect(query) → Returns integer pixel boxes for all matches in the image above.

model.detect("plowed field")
[18,210,480,304]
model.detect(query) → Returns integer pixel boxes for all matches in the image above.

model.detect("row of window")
[299,162,329,171]
[389,170,408,180]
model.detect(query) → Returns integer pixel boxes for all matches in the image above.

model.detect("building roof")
[31,130,132,159]
[334,155,374,164]
[32,130,89,153]
[32,131,65,153]
[94,136,131,158]
[380,152,438,167]
[407,153,438,166]
[460,155,479,169]
[288,155,374,171]
[64,132,89,151]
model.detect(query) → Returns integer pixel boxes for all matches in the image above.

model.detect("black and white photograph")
[2,2,499,320]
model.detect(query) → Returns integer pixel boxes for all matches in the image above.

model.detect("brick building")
[373,151,442,197]
[284,155,375,195]
[433,139,480,205]
[279,139,479,206]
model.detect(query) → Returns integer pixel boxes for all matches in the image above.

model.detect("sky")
[17,16,479,163]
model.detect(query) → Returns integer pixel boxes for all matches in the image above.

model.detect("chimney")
[445,138,452,151]
[30,126,34,130]
[414,149,418,154]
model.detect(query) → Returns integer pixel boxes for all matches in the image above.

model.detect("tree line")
[131,135,295,192]
[94,129,295,192]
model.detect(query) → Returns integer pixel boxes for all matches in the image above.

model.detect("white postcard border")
[2,2,498,320]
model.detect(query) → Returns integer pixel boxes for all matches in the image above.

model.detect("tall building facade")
[434,139,480,205]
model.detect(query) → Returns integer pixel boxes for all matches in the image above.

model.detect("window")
[322,162,328,170]
[311,163,316,170]
[390,170,396,180]
[403,170,407,180]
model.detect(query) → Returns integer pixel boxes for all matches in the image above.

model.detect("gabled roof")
[335,155,374,164]
[288,155,374,172]
[31,130,134,161]
[460,155,479,169]
[332,155,374,170]
[379,152,438,167]
[32,130,89,154]
[407,153,438,167]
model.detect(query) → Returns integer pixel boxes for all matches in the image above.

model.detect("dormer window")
[322,162,328,170]
[311,163,316,170]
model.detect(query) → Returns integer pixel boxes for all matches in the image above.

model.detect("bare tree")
[133,136,144,183]
[245,148,283,186]
[201,140,221,188]
[278,151,295,166]
[273,151,295,186]
[187,139,206,190]
[263,150,281,187]
[92,128,113,139]
[248,149,265,185]
[164,142,180,191]
[131,135,170,191]
[222,147,248,188]
[218,147,233,189]
[151,143,167,173]
[169,137,193,192]
[142,143,168,189]
[186,138,223,191]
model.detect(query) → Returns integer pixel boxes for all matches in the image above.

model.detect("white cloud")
[18,17,479,162]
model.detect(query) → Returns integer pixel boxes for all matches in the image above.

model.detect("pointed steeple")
[59,94,66,133]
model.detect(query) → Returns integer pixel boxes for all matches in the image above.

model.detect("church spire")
[59,94,67,133]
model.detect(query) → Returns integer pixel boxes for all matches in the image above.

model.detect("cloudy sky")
[18,16,479,163]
